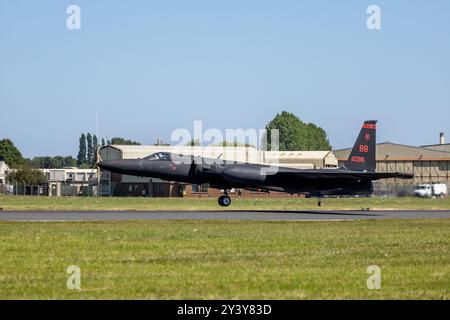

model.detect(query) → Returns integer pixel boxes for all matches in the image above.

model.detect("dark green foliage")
[6,165,47,185]
[0,139,25,168]
[87,133,93,167]
[92,135,98,166]
[77,134,87,166]
[63,156,77,167]
[263,111,331,151]
[110,137,141,145]
[212,141,255,147]
[185,139,201,146]
[27,156,77,169]
[77,133,102,167]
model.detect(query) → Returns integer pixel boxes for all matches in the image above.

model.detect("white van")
[414,184,448,198]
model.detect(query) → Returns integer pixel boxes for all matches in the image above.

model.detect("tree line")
[76,134,141,168]
[0,135,142,185]
[77,133,98,168]
[27,156,77,169]
[0,139,47,185]
[0,139,78,169]
[0,135,143,171]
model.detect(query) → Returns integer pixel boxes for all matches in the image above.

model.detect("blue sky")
[1,0,449,157]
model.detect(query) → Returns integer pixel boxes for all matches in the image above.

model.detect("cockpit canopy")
[144,152,172,161]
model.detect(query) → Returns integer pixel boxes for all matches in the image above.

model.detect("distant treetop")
[263,111,331,151]
[0,138,25,168]
[110,137,141,145]
[211,141,255,148]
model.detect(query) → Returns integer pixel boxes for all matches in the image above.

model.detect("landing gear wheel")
[318,200,324,207]
[218,195,231,207]
[222,196,231,207]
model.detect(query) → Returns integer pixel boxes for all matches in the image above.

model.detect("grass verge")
[0,219,449,299]
[1,196,450,211]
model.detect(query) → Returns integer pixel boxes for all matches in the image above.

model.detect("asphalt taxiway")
[1,210,450,221]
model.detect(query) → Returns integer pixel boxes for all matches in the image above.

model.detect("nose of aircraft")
[98,159,142,175]
[97,160,114,171]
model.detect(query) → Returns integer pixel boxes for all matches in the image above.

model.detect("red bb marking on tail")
[359,145,369,153]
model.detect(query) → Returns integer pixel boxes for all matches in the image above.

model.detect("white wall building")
[42,168,97,196]
[0,161,10,185]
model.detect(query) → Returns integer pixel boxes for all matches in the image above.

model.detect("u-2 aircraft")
[98,121,414,206]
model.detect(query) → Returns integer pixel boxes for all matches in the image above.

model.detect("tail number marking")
[351,156,366,163]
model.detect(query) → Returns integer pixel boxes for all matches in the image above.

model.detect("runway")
[1,210,450,221]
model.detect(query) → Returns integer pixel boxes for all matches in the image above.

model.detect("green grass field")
[1,195,450,211]
[0,219,449,299]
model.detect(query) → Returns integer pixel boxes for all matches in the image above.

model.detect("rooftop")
[333,141,450,161]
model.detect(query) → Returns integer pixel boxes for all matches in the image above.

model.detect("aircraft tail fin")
[343,120,377,172]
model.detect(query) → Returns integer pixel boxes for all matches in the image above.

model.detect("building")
[42,168,97,196]
[263,151,338,169]
[1,164,97,196]
[422,143,450,153]
[421,133,450,153]
[99,145,338,197]
[334,141,450,187]
[0,161,10,193]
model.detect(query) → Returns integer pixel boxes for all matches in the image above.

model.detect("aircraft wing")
[273,167,414,181]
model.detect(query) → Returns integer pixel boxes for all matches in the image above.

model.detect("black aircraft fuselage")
[98,121,414,206]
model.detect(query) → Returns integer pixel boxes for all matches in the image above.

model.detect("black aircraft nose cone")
[98,160,118,171]
[98,160,142,175]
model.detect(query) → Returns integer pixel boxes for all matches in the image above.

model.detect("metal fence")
[0,182,98,197]
[1,181,447,198]
[0,183,45,196]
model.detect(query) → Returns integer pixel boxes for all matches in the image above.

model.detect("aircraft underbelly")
[230,178,373,196]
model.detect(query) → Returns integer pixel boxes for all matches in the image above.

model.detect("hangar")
[98,145,338,197]
[422,133,450,153]
[334,140,450,187]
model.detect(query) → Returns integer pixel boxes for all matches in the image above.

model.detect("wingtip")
[397,172,415,179]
